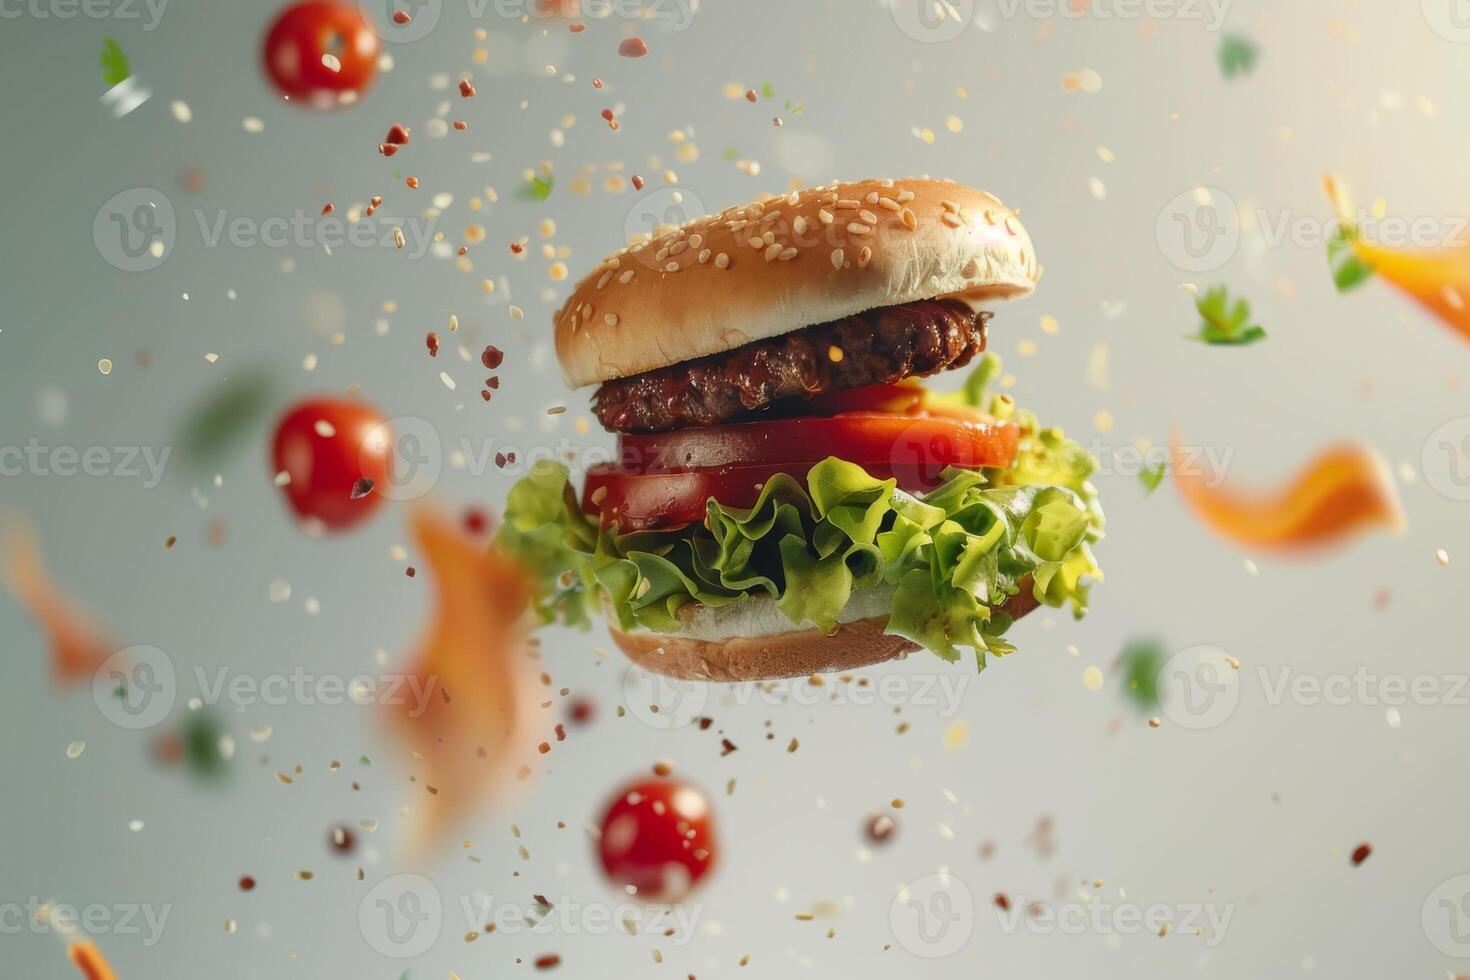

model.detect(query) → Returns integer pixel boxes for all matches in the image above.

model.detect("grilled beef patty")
[591,299,988,433]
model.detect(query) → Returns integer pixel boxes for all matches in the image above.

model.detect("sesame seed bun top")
[553,177,1041,389]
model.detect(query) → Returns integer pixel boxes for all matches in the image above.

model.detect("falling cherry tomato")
[596,778,716,902]
[271,397,391,531]
[262,1,380,108]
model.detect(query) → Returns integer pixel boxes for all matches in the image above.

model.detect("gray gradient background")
[3,0,1470,977]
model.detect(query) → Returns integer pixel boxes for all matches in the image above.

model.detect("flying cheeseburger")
[500,178,1103,681]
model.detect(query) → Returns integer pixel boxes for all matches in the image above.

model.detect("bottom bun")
[611,587,1042,682]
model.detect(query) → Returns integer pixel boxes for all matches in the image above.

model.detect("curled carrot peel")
[1323,174,1470,342]
[386,508,541,856]
[1171,436,1405,554]
[68,940,118,980]
[2,513,116,685]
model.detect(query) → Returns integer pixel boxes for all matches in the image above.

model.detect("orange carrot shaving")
[68,940,118,980]
[1324,173,1470,342]
[386,508,540,855]
[1172,436,1404,554]
[2,513,116,684]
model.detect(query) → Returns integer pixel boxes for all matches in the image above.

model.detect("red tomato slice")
[583,412,1017,530]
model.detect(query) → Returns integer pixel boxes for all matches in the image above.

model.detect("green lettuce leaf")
[497,355,1103,669]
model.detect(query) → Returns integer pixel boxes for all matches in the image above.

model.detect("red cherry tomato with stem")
[263,1,381,108]
[597,778,716,902]
[271,397,391,531]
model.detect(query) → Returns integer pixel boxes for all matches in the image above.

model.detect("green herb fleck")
[1219,35,1258,79]
[1327,225,1375,293]
[100,37,131,87]
[1138,462,1167,495]
[1118,639,1166,712]
[517,175,555,201]
[1190,286,1266,346]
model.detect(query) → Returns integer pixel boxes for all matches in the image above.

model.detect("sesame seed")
[941,212,962,227]
[858,246,872,267]
[618,269,635,283]
[901,208,917,231]
[698,248,711,263]
[830,248,844,270]
[778,247,798,261]
[818,209,834,225]
[597,270,614,289]
[665,262,679,272]
[846,222,871,235]
[793,215,808,235]
[763,243,782,262]
[896,190,915,203]
[878,196,899,211]
[714,252,730,268]
[604,314,619,326]
[858,209,878,224]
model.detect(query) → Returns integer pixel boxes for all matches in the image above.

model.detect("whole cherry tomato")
[262,1,380,108]
[271,397,391,531]
[597,778,717,902]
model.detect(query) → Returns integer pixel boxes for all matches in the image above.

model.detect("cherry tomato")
[597,778,716,901]
[584,412,1018,529]
[271,397,391,531]
[262,1,380,108]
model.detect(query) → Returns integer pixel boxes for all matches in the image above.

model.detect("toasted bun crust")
[555,178,1040,388]
[611,589,1043,682]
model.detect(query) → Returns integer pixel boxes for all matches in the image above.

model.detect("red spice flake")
[592,77,603,89]
[720,738,738,756]
[601,108,615,121]
[426,331,440,357]
[631,174,645,191]
[453,120,468,131]
[457,246,468,256]
[534,955,561,970]
[1351,842,1372,866]
[537,741,551,755]
[350,478,375,500]
[385,123,410,145]
[459,79,477,98]
[484,376,500,390]
[509,241,525,255]
[617,37,648,58]
[164,535,176,549]
[406,176,420,190]
[568,698,595,724]
[378,143,398,157]
[392,9,411,23]
[481,345,504,369]
[866,814,896,843]
[745,88,757,102]
[321,203,334,216]
[238,876,256,891]
[480,390,492,403]
[554,723,566,742]
[568,22,585,32]
[405,567,416,578]
[370,196,383,207]
[462,507,491,535]
[994,893,1011,911]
